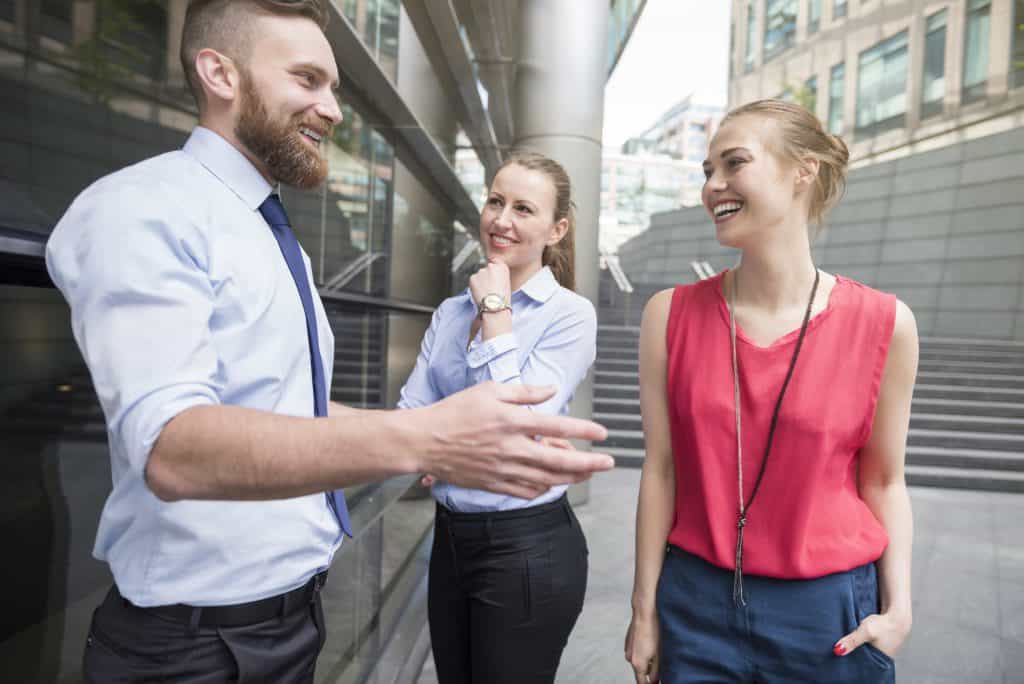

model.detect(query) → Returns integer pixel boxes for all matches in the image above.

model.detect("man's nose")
[316,93,343,126]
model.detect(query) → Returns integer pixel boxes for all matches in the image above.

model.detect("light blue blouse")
[397,266,597,512]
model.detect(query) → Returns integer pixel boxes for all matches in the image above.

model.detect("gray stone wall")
[617,126,1024,340]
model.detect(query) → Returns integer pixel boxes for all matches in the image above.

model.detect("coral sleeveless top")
[665,271,897,579]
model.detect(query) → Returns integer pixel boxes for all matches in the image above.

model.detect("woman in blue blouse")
[398,152,597,683]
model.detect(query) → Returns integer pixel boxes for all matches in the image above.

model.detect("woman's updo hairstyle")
[491,151,577,291]
[722,99,850,227]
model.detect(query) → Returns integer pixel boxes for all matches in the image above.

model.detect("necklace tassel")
[733,515,747,606]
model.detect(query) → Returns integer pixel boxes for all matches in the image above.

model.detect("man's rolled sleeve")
[47,182,224,478]
[466,332,520,384]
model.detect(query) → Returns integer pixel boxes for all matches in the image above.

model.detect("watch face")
[482,294,505,311]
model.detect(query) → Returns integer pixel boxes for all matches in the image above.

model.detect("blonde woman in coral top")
[625,100,917,684]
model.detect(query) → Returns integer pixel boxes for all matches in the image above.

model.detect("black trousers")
[83,582,326,683]
[428,494,589,684]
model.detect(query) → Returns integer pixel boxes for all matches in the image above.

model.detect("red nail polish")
[833,643,847,656]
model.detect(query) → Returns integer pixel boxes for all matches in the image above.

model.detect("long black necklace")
[728,267,820,606]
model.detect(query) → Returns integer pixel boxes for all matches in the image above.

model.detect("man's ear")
[194,48,241,105]
[547,217,570,246]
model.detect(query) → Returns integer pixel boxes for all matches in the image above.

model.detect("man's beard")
[235,75,329,190]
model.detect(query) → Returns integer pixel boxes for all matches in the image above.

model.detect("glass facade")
[828,62,845,134]
[962,0,991,104]
[1015,1,1024,88]
[341,0,400,82]
[763,0,798,62]
[921,9,948,120]
[803,75,818,114]
[0,1,451,680]
[856,31,909,136]
[608,0,646,74]
[809,0,822,35]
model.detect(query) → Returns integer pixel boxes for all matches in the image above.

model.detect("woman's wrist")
[480,309,513,340]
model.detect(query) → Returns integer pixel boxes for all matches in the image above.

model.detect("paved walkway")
[420,468,1024,683]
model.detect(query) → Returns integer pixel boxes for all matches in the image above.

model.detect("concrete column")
[905,6,927,131]
[513,0,609,500]
[988,0,1014,97]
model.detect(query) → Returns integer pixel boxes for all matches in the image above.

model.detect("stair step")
[913,384,1024,402]
[908,428,1024,452]
[914,372,1023,389]
[594,397,641,408]
[607,447,646,468]
[905,445,1024,471]
[595,370,639,381]
[912,398,1024,418]
[917,360,1024,374]
[905,465,1024,493]
[909,413,1024,433]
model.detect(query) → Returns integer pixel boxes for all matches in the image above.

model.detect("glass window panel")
[39,0,72,44]
[834,0,848,20]
[764,0,798,62]
[828,62,845,134]
[809,0,822,34]
[341,0,400,81]
[921,10,947,118]
[1014,1,1024,88]
[963,0,991,104]
[803,75,818,113]
[856,31,908,136]
[1,1,15,22]
[745,1,756,72]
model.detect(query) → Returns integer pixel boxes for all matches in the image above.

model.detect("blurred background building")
[600,95,723,254]
[0,1,646,681]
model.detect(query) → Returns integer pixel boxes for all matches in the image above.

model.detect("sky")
[602,0,733,149]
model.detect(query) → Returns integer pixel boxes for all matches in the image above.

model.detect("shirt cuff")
[466,332,520,383]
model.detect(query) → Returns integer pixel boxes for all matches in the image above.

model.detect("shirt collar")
[459,266,559,305]
[518,266,559,303]
[182,126,274,211]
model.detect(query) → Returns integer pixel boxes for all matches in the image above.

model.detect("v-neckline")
[714,270,844,350]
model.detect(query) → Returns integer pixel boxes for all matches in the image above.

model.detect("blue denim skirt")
[656,546,896,683]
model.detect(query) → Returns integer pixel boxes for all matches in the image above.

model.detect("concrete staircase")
[594,289,1024,493]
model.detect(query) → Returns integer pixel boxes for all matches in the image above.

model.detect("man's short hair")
[180,0,328,109]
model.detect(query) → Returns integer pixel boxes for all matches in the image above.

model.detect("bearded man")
[44,1,611,681]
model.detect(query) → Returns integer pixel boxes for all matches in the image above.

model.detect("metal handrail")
[322,252,388,291]
[690,260,714,280]
[450,238,484,273]
[605,253,634,293]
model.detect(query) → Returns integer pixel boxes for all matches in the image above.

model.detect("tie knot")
[259,193,290,228]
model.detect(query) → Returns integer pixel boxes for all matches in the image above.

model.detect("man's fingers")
[495,383,558,406]
[522,407,610,444]
[527,439,614,474]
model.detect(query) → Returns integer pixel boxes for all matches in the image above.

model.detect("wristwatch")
[477,293,511,317]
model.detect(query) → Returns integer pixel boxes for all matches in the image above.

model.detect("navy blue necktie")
[259,194,352,537]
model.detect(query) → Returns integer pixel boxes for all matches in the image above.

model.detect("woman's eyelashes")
[486,196,533,215]
[703,157,748,180]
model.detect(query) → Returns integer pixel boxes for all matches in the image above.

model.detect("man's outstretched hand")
[413,382,613,500]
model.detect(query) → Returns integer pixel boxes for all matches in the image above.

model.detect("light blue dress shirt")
[397,266,597,512]
[45,127,342,607]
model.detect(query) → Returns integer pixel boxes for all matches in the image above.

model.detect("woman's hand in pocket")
[834,611,911,659]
